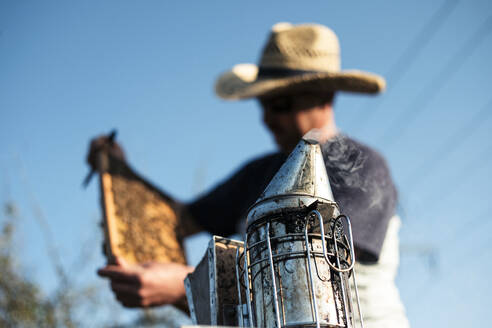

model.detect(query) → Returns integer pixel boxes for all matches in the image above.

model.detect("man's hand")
[97,258,194,308]
[83,132,126,187]
[87,132,126,170]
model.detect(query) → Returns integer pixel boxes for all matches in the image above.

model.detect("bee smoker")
[235,137,364,328]
[184,136,364,328]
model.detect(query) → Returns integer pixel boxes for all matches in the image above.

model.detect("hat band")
[257,67,323,79]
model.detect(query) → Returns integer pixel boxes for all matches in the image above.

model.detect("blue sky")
[1,1,491,327]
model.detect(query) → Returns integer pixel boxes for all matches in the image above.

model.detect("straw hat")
[215,22,386,100]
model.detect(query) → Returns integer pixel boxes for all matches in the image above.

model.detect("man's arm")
[88,135,199,307]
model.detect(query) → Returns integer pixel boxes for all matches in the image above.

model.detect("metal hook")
[309,210,354,273]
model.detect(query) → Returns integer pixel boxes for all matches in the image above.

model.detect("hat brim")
[215,63,386,100]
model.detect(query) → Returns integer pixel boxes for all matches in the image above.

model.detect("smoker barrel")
[238,138,363,328]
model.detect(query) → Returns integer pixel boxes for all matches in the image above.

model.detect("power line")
[394,140,492,254]
[402,97,492,190]
[403,141,492,220]
[445,204,492,247]
[438,143,491,205]
[376,15,492,147]
[350,0,460,133]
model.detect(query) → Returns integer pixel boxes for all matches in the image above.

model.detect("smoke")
[302,128,334,145]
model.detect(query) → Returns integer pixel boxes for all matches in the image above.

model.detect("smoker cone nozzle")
[247,136,336,226]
